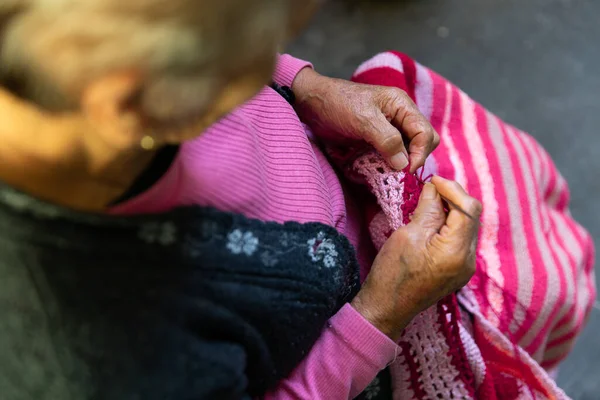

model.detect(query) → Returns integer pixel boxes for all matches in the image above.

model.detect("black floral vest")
[0,183,360,399]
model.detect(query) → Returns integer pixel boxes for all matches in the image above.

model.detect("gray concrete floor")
[289,0,600,398]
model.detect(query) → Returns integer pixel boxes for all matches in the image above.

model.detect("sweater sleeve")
[272,54,313,88]
[263,303,399,400]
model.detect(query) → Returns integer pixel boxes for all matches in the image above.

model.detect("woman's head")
[0,0,314,149]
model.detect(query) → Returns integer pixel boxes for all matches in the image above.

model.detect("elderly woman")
[0,1,594,400]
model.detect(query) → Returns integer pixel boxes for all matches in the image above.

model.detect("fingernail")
[390,153,409,170]
[421,183,437,199]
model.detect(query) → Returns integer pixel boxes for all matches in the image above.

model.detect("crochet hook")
[440,195,479,223]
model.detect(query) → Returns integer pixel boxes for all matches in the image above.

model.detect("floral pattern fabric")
[138,218,343,271]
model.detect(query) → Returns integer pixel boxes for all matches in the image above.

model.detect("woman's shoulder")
[172,88,343,226]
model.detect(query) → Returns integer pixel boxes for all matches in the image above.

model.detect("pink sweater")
[110,54,397,399]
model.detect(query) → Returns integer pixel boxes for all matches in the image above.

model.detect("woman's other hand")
[292,68,440,173]
[351,177,482,341]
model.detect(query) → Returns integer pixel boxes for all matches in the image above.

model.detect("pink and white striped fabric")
[345,51,596,400]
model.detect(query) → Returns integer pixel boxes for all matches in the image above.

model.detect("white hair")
[0,0,290,119]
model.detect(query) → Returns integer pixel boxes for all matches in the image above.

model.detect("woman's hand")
[351,177,482,341]
[292,68,440,173]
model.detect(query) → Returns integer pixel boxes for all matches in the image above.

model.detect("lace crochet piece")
[353,153,421,229]
[352,151,476,400]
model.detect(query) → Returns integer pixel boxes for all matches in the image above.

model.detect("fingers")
[431,176,482,238]
[410,183,446,233]
[366,113,410,170]
[406,123,440,174]
[379,88,440,173]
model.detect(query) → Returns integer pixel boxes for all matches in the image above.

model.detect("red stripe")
[398,342,428,399]
[438,296,476,398]
[391,52,418,102]
[474,105,519,334]
[561,209,595,321]
[554,177,571,212]
[429,77,455,179]
[542,152,559,202]
[546,328,579,350]
[474,322,553,399]
[544,216,594,351]
[545,219,578,341]
[540,216,579,353]
[515,131,567,357]
[528,138,581,351]
[428,73,450,149]
[444,88,496,318]
[498,124,549,350]
[427,81,477,394]
[352,66,408,91]
[563,212,591,260]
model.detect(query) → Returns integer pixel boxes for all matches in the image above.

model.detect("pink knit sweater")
[110,54,396,399]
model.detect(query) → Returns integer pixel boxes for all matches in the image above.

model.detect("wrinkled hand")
[351,177,482,341]
[292,68,440,172]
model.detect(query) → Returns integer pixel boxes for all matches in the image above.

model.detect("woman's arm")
[272,54,313,88]
[268,57,479,399]
[274,54,439,174]
[264,304,398,399]
[265,55,396,399]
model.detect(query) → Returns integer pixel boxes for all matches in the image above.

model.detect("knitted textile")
[340,52,596,400]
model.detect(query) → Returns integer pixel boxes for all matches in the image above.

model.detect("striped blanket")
[344,51,596,399]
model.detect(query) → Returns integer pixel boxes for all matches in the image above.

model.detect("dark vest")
[0,183,360,399]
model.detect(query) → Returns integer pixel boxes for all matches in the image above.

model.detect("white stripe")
[575,261,592,329]
[458,92,503,323]
[572,218,592,245]
[506,126,561,352]
[543,210,581,344]
[543,340,576,365]
[422,156,439,179]
[458,322,486,388]
[536,142,553,203]
[486,114,531,334]
[546,165,567,209]
[520,134,551,234]
[542,214,576,345]
[415,63,434,120]
[541,170,589,344]
[519,134,577,352]
[403,309,471,400]
[535,144,562,207]
[537,140,551,199]
[544,252,592,348]
[354,52,404,77]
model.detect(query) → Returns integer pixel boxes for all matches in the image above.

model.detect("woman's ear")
[80,70,148,150]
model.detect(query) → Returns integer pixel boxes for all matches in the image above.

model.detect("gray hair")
[0,0,290,119]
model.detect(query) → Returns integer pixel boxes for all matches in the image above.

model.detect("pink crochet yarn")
[353,154,422,228]
[351,151,477,399]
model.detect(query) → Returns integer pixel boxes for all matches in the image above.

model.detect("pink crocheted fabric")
[341,51,596,400]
